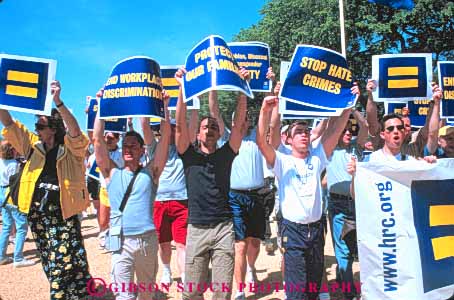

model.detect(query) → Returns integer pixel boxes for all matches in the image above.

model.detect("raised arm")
[228,68,249,152]
[426,84,442,154]
[147,96,170,183]
[229,93,247,153]
[188,108,199,144]
[321,84,359,158]
[352,109,369,148]
[269,81,282,149]
[266,67,276,96]
[175,68,190,154]
[310,119,328,143]
[257,96,279,167]
[51,81,82,138]
[208,90,225,137]
[0,109,13,127]
[366,79,380,137]
[93,108,115,181]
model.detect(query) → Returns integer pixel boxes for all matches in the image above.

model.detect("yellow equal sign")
[162,77,178,87]
[429,205,454,261]
[387,66,419,89]
[5,70,39,98]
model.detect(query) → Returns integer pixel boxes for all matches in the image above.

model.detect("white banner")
[355,159,454,300]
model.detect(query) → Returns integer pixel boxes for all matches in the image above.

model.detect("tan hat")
[439,126,454,137]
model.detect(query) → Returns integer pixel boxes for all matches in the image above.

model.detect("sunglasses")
[35,123,50,131]
[385,125,405,132]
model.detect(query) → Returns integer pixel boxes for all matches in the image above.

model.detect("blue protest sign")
[279,97,342,117]
[0,54,56,115]
[86,97,126,133]
[100,56,164,119]
[279,45,355,110]
[228,42,271,92]
[161,66,199,110]
[183,35,253,102]
[372,53,432,102]
[438,61,454,117]
[86,160,100,181]
[385,100,430,127]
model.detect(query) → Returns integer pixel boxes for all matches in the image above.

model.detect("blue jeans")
[281,218,324,300]
[328,197,358,300]
[0,203,28,262]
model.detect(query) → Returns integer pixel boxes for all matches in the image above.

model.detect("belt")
[230,187,262,194]
[329,193,352,201]
[292,219,322,227]
[38,183,60,191]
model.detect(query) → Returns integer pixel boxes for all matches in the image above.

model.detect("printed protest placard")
[0,54,56,115]
[183,35,253,101]
[279,45,355,110]
[228,42,271,92]
[372,53,432,102]
[100,56,164,119]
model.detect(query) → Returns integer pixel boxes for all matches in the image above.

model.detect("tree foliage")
[234,0,454,89]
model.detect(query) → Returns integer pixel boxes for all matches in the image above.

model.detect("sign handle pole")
[339,0,347,58]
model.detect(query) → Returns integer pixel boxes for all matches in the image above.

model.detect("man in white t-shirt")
[256,88,359,300]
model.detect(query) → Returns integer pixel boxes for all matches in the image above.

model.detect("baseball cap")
[439,126,454,137]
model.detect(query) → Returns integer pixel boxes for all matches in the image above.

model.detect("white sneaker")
[246,266,258,284]
[234,292,246,300]
[319,292,331,299]
[13,259,35,268]
[160,269,173,286]
[0,257,13,265]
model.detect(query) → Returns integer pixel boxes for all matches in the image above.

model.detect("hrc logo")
[5,70,40,98]
[378,56,428,99]
[411,179,454,293]
[0,57,51,112]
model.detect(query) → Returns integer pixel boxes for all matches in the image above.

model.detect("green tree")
[234,0,454,96]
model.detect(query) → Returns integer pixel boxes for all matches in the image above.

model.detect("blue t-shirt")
[107,168,157,235]
[423,145,447,158]
[326,142,360,196]
[230,129,264,190]
[156,145,187,201]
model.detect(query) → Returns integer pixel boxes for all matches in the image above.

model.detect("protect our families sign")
[279,45,355,110]
[0,54,56,115]
[100,56,165,119]
[182,35,253,102]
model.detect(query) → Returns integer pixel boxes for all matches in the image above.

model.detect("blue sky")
[0,0,266,132]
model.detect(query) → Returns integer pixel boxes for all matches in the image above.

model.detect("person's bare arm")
[188,109,199,144]
[148,97,170,183]
[228,68,250,152]
[321,84,360,158]
[0,109,13,127]
[310,119,328,143]
[366,79,380,137]
[208,90,225,137]
[426,84,442,154]
[175,68,190,154]
[51,81,82,138]
[352,109,369,148]
[257,96,279,167]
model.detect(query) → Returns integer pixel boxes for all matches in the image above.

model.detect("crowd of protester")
[0,66,453,300]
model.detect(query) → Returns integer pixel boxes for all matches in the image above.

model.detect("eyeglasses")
[385,125,405,132]
[35,123,49,131]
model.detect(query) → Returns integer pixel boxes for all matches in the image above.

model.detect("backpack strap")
[118,166,142,213]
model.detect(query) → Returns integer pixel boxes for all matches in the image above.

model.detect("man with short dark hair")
[94,96,170,300]
[175,68,247,300]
